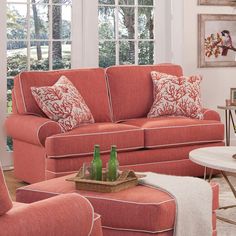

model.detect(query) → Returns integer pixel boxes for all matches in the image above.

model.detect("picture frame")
[198,14,236,68]
[230,88,236,105]
[198,0,236,6]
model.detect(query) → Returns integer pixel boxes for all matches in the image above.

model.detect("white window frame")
[6,0,73,72]
[81,0,183,66]
[0,0,183,168]
[98,0,156,65]
[0,0,78,168]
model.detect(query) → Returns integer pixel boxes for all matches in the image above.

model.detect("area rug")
[212,175,236,235]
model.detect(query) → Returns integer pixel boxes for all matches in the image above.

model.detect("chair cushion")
[0,165,13,215]
[16,174,219,233]
[106,64,183,122]
[14,68,112,122]
[31,76,94,132]
[122,117,224,148]
[45,123,144,158]
[148,72,203,119]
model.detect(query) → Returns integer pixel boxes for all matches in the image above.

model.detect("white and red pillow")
[31,76,94,132]
[148,71,203,119]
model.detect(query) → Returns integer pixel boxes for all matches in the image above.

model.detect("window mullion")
[115,0,119,65]
[134,0,138,65]
[27,0,31,71]
[49,0,53,70]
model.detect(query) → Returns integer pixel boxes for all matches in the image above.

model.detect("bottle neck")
[94,147,100,159]
[110,147,117,160]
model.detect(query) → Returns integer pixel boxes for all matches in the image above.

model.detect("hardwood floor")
[3,170,27,201]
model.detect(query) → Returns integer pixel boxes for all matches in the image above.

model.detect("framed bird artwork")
[198,0,236,6]
[198,14,236,67]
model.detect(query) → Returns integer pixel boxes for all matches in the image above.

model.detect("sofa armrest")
[5,114,62,146]
[202,108,221,121]
[0,194,95,236]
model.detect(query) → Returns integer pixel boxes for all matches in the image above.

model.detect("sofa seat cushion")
[122,117,224,148]
[45,123,144,158]
[16,174,219,233]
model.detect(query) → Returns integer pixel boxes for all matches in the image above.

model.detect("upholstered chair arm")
[202,108,221,121]
[5,114,62,146]
[0,193,95,236]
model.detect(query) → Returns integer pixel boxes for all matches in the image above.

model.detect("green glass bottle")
[91,144,102,181]
[108,145,119,181]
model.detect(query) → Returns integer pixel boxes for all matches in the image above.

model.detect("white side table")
[190,146,236,225]
[217,105,236,146]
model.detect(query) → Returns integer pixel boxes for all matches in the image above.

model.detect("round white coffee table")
[190,146,236,225]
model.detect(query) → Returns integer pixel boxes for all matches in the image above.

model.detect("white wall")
[183,0,236,143]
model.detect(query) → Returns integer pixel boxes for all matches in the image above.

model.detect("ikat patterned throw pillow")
[148,71,203,119]
[31,76,94,131]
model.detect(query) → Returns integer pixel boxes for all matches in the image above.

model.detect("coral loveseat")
[5,64,224,183]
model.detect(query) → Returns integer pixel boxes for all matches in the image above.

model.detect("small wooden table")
[190,146,236,225]
[217,105,236,146]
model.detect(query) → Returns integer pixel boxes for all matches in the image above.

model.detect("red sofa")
[5,64,224,183]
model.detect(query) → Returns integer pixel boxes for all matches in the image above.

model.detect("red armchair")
[0,163,103,236]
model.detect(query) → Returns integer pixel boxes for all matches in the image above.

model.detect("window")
[98,0,155,67]
[6,0,72,150]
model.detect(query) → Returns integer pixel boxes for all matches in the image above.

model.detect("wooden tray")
[66,169,145,193]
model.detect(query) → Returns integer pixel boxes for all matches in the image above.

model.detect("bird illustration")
[221,30,233,56]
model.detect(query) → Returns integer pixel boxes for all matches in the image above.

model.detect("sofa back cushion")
[0,163,12,216]
[14,68,112,122]
[106,64,183,121]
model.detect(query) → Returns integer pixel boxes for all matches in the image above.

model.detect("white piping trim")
[12,89,19,114]
[45,158,222,175]
[17,187,175,206]
[203,109,210,114]
[202,109,219,120]
[121,158,192,167]
[1,162,13,204]
[105,68,116,122]
[144,123,223,130]
[79,195,95,236]
[203,109,211,116]
[47,128,143,139]
[82,195,175,206]
[47,145,144,158]
[102,225,173,234]
[18,72,27,113]
[17,187,61,195]
[37,120,63,147]
[211,183,218,189]
[104,69,114,122]
[45,155,224,174]
[145,140,224,149]
[93,214,101,222]
[106,64,180,70]
[46,170,77,175]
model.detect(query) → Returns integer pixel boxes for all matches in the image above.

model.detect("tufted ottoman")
[16,174,219,236]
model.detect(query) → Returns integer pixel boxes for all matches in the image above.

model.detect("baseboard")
[229,138,236,146]
[2,165,14,171]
